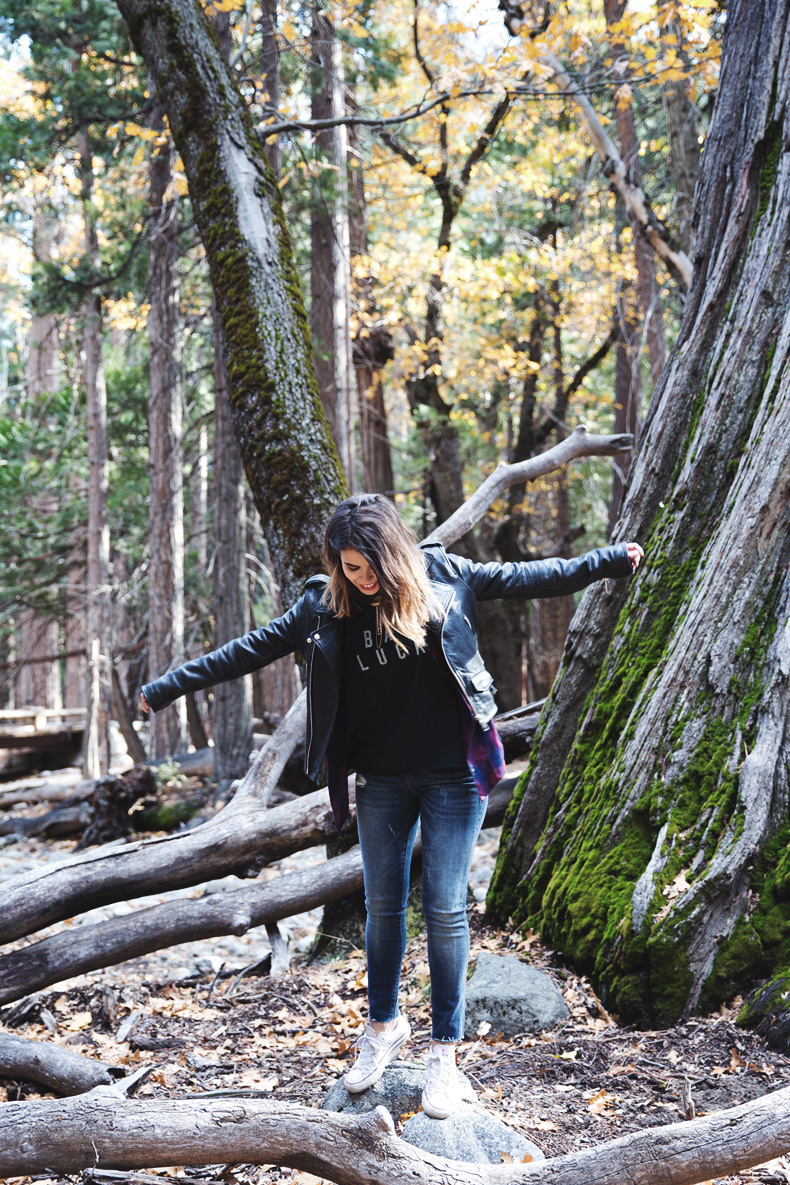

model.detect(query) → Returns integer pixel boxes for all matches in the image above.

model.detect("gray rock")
[402,1105,544,1165]
[322,1061,475,1118]
[465,952,569,1037]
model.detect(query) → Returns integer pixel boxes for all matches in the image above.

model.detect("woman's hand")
[626,542,644,571]
[140,693,150,714]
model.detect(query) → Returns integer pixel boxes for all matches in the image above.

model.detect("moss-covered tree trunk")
[115,0,346,602]
[490,0,790,1030]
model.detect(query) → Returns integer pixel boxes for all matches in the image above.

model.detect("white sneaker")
[421,1047,462,1119]
[344,1015,410,1093]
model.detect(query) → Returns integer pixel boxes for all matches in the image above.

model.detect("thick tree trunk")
[15,608,61,709]
[259,0,281,179]
[212,297,254,783]
[17,210,63,710]
[604,0,668,386]
[3,1084,790,1185]
[115,0,346,603]
[348,106,395,494]
[78,134,112,778]
[490,0,790,1026]
[310,8,353,480]
[608,280,641,532]
[147,92,187,760]
[660,7,702,257]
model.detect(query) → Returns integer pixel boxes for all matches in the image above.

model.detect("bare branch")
[228,0,255,68]
[427,427,634,546]
[412,0,435,86]
[3,1083,790,1183]
[378,129,430,175]
[536,49,693,289]
[533,321,620,448]
[562,321,620,404]
[460,92,512,189]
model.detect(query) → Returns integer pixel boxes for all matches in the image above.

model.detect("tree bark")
[17,209,63,711]
[490,0,790,1026]
[115,0,346,603]
[660,5,702,257]
[64,474,87,710]
[147,90,187,760]
[3,1083,790,1185]
[310,7,354,480]
[78,133,112,779]
[0,1034,115,1096]
[211,296,253,783]
[258,0,281,179]
[603,0,668,386]
[348,99,395,494]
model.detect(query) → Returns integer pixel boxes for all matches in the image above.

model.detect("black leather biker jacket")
[143,541,633,827]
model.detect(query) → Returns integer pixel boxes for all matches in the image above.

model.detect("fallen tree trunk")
[0,695,313,946]
[0,778,517,1006]
[0,797,93,839]
[0,777,95,810]
[0,1033,115,1096]
[0,638,523,944]
[2,1083,790,1183]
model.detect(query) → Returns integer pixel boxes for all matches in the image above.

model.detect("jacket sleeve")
[446,543,634,602]
[142,595,306,713]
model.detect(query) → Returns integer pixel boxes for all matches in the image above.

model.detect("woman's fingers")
[140,694,150,714]
[626,542,644,571]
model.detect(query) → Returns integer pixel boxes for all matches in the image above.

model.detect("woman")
[142,493,643,1119]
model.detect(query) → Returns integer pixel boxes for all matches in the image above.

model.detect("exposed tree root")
[2,1083,789,1183]
[0,1033,116,1096]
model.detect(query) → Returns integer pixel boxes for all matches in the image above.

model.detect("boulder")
[402,1105,545,1164]
[465,952,569,1037]
[322,1060,475,1118]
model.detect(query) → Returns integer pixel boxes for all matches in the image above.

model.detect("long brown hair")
[323,495,442,648]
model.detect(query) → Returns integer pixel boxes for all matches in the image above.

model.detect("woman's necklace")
[372,597,383,648]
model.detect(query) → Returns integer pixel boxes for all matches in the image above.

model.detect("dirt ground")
[3,908,790,1185]
[1,807,789,1185]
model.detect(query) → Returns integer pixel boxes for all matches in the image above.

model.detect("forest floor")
[1,811,790,1185]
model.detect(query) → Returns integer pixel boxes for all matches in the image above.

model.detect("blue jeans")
[354,767,487,1042]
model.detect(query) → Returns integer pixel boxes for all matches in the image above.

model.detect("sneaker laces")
[351,1028,388,1074]
[425,1051,457,1097]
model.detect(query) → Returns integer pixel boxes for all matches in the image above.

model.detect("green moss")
[755,122,782,230]
[135,798,203,832]
[737,969,790,1053]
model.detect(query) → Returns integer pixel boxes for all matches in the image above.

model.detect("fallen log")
[0,695,316,946]
[2,1083,789,1183]
[0,776,94,810]
[0,686,525,947]
[0,1033,115,1096]
[0,778,517,1006]
[0,797,93,840]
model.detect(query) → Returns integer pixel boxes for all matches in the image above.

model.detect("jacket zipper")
[438,597,482,723]
[305,614,320,773]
